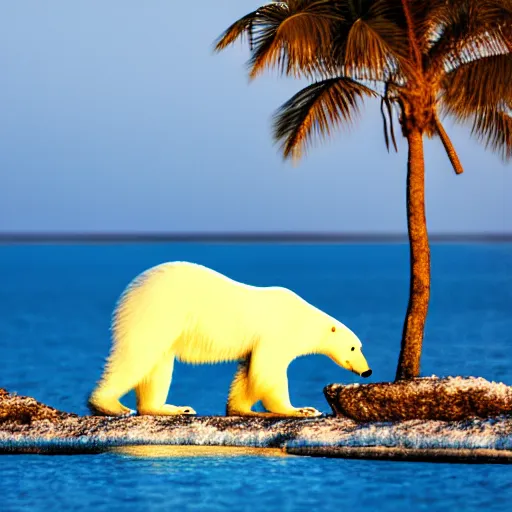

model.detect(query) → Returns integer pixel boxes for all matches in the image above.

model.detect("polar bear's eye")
[351,347,355,351]
[331,326,336,332]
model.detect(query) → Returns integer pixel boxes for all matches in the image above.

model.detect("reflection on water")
[111,445,289,458]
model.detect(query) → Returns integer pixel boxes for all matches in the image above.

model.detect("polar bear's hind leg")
[87,337,172,417]
[89,266,193,417]
[226,357,255,416]
[226,348,323,418]
[87,352,153,417]
[136,351,196,416]
[87,393,133,416]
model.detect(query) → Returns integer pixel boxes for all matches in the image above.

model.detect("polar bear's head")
[323,322,372,378]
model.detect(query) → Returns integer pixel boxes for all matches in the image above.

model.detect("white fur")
[88,261,371,418]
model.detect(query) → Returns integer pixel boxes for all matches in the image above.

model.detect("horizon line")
[0,232,511,244]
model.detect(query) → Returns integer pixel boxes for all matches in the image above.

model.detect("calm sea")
[0,242,511,511]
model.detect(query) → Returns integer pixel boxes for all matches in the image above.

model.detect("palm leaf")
[385,97,399,152]
[214,9,260,52]
[272,76,377,160]
[408,0,444,52]
[215,1,344,79]
[379,81,399,152]
[328,0,409,81]
[380,97,391,150]
[471,107,512,160]
[444,99,512,160]
[442,54,512,113]
[343,16,403,80]
[441,47,512,160]
[248,1,342,79]
[427,0,512,72]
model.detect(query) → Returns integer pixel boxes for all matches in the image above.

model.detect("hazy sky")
[0,0,510,234]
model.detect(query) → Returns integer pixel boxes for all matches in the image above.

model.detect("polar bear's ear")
[331,326,336,332]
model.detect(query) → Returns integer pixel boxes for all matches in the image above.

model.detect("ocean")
[1,242,511,511]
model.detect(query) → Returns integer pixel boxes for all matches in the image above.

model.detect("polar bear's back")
[112,262,291,364]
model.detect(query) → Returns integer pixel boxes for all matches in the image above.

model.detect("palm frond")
[326,0,409,81]
[444,99,512,160]
[427,0,512,73]
[248,1,342,79]
[344,17,403,80]
[214,9,260,52]
[380,80,399,152]
[215,1,344,79]
[380,98,391,150]
[471,106,512,160]
[408,0,443,52]
[442,54,512,113]
[385,97,399,152]
[272,76,377,161]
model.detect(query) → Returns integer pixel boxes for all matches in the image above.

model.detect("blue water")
[1,242,511,511]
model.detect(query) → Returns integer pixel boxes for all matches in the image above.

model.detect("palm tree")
[214,0,512,381]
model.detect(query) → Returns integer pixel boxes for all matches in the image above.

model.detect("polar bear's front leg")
[248,347,323,418]
[135,352,196,416]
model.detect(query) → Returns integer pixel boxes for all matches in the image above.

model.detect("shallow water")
[1,242,511,511]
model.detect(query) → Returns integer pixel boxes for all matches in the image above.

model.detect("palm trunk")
[395,128,430,381]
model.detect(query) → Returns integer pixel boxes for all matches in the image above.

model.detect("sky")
[0,0,510,235]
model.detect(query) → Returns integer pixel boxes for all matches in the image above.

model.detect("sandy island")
[1,377,511,463]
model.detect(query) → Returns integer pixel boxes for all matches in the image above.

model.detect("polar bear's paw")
[173,405,196,415]
[138,404,197,416]
[295,407,323,418]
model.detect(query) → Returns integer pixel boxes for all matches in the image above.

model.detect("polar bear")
[87,261,372,418]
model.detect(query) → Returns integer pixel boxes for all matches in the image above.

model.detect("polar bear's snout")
[345,346,372,378]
